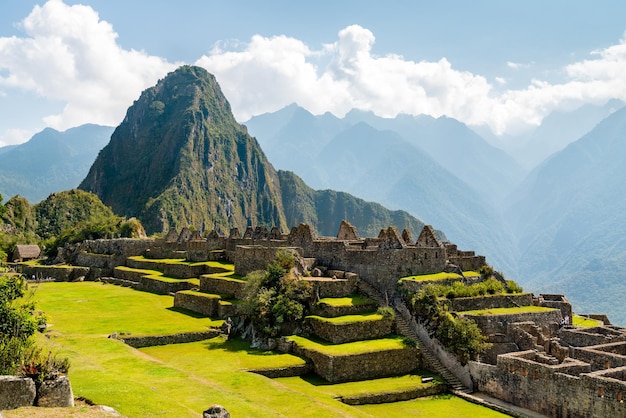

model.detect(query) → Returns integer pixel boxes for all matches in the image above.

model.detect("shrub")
[241,252,312,338]
[376,306,395,318]
[506,280,523,293]
[0,274,51,375]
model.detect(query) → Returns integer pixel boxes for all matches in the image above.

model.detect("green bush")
[506,280,523,293]
[0,275,49,375]
[376,306,395,318]
[241,251,312,337]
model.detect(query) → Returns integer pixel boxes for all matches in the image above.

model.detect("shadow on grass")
[201,336,291,358]
[166,306,211,318]
[299,370,440,387]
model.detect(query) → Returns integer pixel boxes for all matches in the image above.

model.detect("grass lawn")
[317,294,376,307]
[306,313,386,325]
[573,314,602,327]
[29,281,507,417]
[399,271,481,282]
[287,335,409,356]
[127,255,234,269]
[459,306,556,316]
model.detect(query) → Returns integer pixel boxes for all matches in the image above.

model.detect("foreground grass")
[30,282,507,417]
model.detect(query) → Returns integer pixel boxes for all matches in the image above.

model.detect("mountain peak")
[80,65,287,234]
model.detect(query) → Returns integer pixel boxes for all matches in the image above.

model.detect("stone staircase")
[394,314,472,394]
[357,279,473,394]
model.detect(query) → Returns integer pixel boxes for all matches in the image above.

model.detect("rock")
[36,375,74,407]
[0,376,36,410]
[311,267,322,277]
[203,404,230,417]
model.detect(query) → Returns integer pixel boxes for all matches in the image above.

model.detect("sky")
[2,0,626,146]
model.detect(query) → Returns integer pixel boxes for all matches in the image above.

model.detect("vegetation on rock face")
[79,65,288,235]
[278,169,426,238]
[408,275,493,364]
[0,190,145,261]
[241,250,313,337]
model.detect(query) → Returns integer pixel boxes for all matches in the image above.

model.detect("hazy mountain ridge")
[246,106,520,274]
[505,105,626,323]
[0,124,114,203]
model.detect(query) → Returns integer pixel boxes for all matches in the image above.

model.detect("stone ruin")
[16,218,626,417]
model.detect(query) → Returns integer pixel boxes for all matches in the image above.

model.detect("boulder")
[203,404,230,417]
[0,376,36,410]
[36,375,74,407]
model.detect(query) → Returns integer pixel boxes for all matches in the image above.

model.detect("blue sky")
[2,0,626,145]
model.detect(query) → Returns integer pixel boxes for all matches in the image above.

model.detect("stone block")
[0,376,36,410]
[36,376,74,407]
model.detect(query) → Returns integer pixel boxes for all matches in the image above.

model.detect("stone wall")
[232,245,301,276]
[571,342,626,371]
[139,277,197,295]
[304,275,358,299]
[292,343,420,383]
[444,293,533,312]
[470,352,626,417]
[310,299,377,318]
[18,265,90,282]
[173,290,221,317]
[559,326,626,347]
[397,277,463,294]
[120,330,220,348]
[199,276,246,299]
[306,316,393,344]
[462,309,562,336]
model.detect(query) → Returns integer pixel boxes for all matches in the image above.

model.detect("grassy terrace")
[459,306,556,316]
[114,265,200,285]
[287,335,408,356]
[306,313,385,325]
[399,271,481,282]
[317,294,376,307]
[573,315,602,327]
[28,282,508,417]
[127,255,234,270]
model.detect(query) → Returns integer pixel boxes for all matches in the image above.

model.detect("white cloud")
[0,0,178,130]
[198,25,626,135]
[4,2,626,139]
[0,128,34,147]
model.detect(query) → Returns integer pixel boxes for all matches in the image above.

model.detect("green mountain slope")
[80,66,427,239]
[278,170,427,238]
[80,66,287,234]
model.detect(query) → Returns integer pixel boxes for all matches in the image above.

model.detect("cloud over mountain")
[4,1,626,143]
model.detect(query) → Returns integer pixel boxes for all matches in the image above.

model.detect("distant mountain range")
[5,68,626,324]
[0,124,113,203]
[246,105,520,274]
[246,101,626,324]
[79,66,427,239]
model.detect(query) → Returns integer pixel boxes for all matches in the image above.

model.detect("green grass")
[288,335,409,356]
[354,394,509,417]
[317,294,376,307]
[127,255,235,269]
[30,281,507,417]
[459,306,556,316]
[399,271,480,282]
[177,290,221,300]
[306,313,385,325]
[573,314,602,327]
